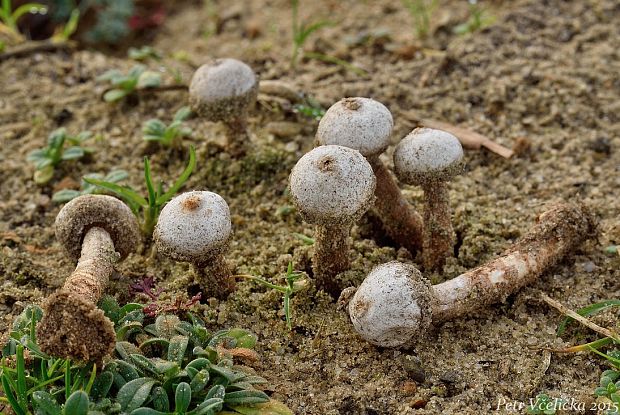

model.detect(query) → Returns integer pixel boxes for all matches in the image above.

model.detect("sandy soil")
[0,0,619,413]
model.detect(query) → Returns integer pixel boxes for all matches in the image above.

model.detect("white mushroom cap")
[349,261,435,348]
[154,191,232,264]
[188,58,258,122]
[316,97,394,158]
[394,128,464,184]
[289,145,376,226]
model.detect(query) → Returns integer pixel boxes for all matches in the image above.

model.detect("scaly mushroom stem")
[370,158,424,255]
[194,254,236,299]
[224,115,249,157]
[313,224,350,297]
[420,181,454,271]
[63,227,119,303]
[432,203,596,321]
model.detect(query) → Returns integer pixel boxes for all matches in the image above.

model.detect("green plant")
[84,0,134,44]
[98,64,162,102]
[26,128,94,184]
[84,146,196,236]
[401,0,437,40]
[0,305,99,415]
[236,263,307,330]
[128,46,184,85]
[289,0,331,69]
[143,107,193,147]
[453,0,495,35]
[527,393,561,415]
[51,8,80,43]
[0,0,47,38]
[595,369,620,415]
[52,169,129,203]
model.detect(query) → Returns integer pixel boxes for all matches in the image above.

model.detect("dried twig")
[541,293,620,342]
[398,109,514,158]
[0,41,74,63]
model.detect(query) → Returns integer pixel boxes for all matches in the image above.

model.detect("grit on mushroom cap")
[154,191,232,264]
[289,145,376,225]
[394,128,464,184]
[316,97,394,158]
[55,195,140,261]
[189,58,258,122]
[349,261,435,348]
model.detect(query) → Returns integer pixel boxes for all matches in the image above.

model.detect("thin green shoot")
[401,0,437,40]
[453,0,495,35]
[302,51,367,76]
[557,300,620,336]
[290,0,332,69]
[84,146,196,236]
[236,262,307,330]
[51,8,80,43]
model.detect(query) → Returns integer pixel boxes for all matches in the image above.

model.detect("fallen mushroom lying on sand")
[316,97,425,255]
[37,195,140,363]
[348,203,597,348]
[154,190,235,299]
[289,145,376,297]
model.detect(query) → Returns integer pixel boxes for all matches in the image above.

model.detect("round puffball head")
[289,145,376,226]
[189,58,258,122]
[154,191,232,264]
[394,128,464,185]
[349,261,435,348]
[316,97,393,158]
[55,195,140,261]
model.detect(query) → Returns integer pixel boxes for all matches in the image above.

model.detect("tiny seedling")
[128,45,184,84]
[402,0,438,40]
[142,106,192,147]
[50,8,80,43]
[0,0,48,39]
[289,0,331,69]
[98,64,161,102]
[26,128,94,184]
[453,0,495,35]
[52,169,128,203]
[236,262,307,330]
[594,368,620,414]
[527,393,561,415]
[84,146,196,236]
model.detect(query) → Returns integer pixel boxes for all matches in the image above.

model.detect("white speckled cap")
[289,145,376,226]
[154,191,232,264]
[189,58,258,122]
[394,128,464,184]
[316,97,394,158]
[349,261,435,348]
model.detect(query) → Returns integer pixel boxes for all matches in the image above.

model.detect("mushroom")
[188,58,259,156]
[37,195,140,363]
[289,145,376,297]
[154,191,235,299]
[348,203,596,348]
[316,97,424,255]
[393,128,464,271]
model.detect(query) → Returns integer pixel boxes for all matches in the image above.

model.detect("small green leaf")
[63,390,89,415]
[168,335,189,366]
[90,371,114,400]
[130,408,167,415]
[175,382,192,413]
[61,146,85,160]
[34,164,55,184]
[103,88,129,102]
[150,385,170,412]
[189,369,210,394]
[32,390,62,415]
[187,398,223,415]
[137,71,162,89]
[229,400,294,415]
[117,377,157,411]
[83,177,148,208]
[224,390,270,405]
[174,106,192,122]
[227,328,258,349]
[52,189,81,203]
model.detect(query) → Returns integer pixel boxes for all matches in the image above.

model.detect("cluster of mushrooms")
[36,59,596,363]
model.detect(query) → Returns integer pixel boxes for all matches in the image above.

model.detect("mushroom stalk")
[432,203,595,321]
[63,227,118,303]
[349,203,597,348]
[370,158,424,254]
[193,255,236,299]
[313,224,350,297]
[224,115,249,157]
[420,181,453,270]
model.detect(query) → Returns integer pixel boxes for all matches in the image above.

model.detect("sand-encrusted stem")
[349,203,597,348]
[37,195,140,363]
[289,145,376,297]
[154,191,235,299]
[394,128,464,271]
[316,97,424,255]
[188,58,258,157]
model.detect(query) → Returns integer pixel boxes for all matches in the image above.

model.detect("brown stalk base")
[313,224,350,298]
[371,159,424,255]
[37,290,115,365]
[421,182,454,271]
[194,255,236,300]
[224,116,250,157]
[432,203,597,321]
